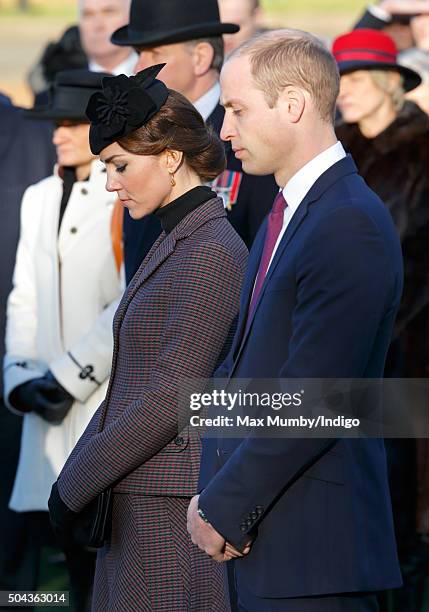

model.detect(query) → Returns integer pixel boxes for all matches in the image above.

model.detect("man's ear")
[191,41,215,77]
[278,86,306,124]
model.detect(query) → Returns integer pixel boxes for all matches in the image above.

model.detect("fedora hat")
[25,69,110,121]
[332,29,421,92]
[111,0,239,48]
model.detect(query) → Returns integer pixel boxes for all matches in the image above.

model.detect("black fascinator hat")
[87,64,169,155]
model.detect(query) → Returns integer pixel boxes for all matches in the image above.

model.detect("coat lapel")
[115,231,177,328]
[114,197,227,334]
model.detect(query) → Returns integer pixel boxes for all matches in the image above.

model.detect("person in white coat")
[3,70,123,610]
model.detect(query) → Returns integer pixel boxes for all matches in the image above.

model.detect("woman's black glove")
[9,371,74,423]
[48,482,77,546]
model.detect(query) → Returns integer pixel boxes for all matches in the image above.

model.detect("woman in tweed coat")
[48,66,248,611]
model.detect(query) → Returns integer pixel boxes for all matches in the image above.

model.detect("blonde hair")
[369,70,405,112]
[230,29,340,123]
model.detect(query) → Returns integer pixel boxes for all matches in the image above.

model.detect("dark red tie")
[245,191,287,332]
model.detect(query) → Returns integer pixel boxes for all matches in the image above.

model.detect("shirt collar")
[89,52,138,77]
[282,141,346,213]
[194,82,221,121]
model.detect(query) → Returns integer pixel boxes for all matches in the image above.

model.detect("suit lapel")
[232,220,267,351]
[229,201,310,377]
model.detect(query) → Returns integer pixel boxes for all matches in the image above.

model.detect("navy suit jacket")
[198,155,403,598]
[123,103,278,283]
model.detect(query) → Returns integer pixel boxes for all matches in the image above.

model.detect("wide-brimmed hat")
[111,0,239,48]
[25,70,110,121]
[332,29,421,92]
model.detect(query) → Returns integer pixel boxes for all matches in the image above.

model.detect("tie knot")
[272,191,287,215]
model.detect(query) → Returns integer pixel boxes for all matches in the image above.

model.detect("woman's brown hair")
[118,90,226,182]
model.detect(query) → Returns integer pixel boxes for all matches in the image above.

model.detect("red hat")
[332,29,421,92]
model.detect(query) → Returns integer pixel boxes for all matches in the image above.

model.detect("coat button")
[256,505,264,515]
[251,511,258,520]
[70,227,78,234]
[240,525,247,533]
[246,518,253,527]
[81,187,88,195]
[174,437,184,446]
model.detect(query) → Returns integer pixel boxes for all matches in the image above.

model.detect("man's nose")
[220,112,235,142]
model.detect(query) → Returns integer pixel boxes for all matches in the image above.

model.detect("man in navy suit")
[187,29,403,611]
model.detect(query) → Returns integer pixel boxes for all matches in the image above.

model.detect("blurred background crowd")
[1,0,429,611]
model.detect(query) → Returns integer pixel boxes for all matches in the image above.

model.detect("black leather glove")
[9,378,43,413]
[10,371,74,424]
[48,481,77,546]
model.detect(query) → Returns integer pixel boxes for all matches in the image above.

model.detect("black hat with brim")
[24,69,110,121]
[111,0,239,48]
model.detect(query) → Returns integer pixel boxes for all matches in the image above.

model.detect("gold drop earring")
[170,173,176,187]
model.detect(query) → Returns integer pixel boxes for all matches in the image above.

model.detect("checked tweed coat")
[57,196,248,610]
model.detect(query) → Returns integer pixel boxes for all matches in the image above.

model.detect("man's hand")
[225,540,253,558]
[187,495,227,561]
[187,495,253,562]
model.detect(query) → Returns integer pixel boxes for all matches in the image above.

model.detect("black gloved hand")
[33,371,74,423]
[48,481,77,546]
[10,372,74,424]
[9,377,43,412]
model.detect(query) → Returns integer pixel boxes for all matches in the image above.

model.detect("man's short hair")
[187,36,224,73]
[231,29,340,123]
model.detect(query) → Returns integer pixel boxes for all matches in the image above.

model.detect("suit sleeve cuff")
[198,489,258,550]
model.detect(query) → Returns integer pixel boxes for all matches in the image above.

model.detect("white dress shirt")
[268,141,346,269]
[89,51,138,76]
[194,82,221,121]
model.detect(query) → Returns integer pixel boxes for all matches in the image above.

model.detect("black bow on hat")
[87,64,169,155]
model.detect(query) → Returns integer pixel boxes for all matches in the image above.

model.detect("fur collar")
[337,101,429,154]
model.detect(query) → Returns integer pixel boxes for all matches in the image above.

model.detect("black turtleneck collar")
[155,185,217,234]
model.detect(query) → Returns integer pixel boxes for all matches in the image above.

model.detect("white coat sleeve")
[49,296,121,403]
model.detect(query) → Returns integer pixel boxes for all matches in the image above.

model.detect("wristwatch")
[197,506,210,523]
